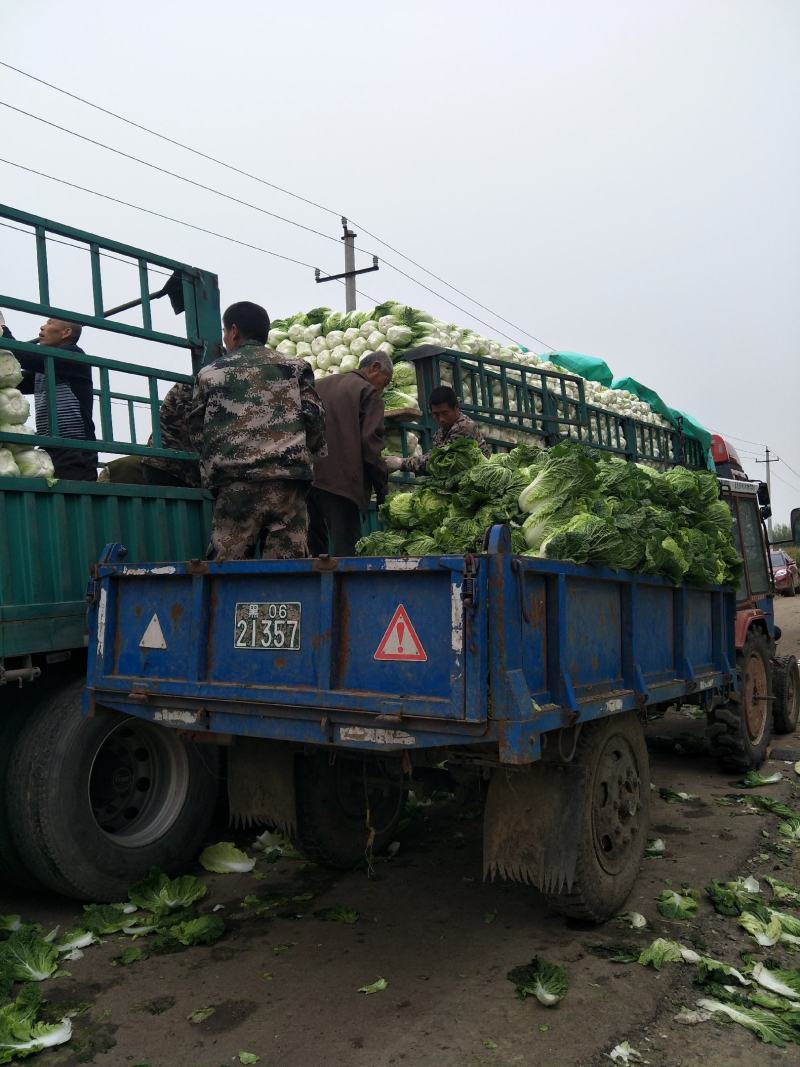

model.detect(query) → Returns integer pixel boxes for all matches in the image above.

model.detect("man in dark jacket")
[12,317,97,481]
[308,351,393,556]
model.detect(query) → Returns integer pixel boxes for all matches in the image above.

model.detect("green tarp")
[549,351,614,386]
[611,375,712,464]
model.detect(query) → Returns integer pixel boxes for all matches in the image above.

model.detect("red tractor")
[708,434,799,769]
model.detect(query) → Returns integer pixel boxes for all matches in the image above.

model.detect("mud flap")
[483,761,587,894]
[227,738,296,836]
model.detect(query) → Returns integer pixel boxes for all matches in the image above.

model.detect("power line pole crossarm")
[755,446,780,540]
[314,218,379,312]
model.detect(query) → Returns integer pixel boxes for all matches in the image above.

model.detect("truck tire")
[294,752,406,868]
[772,655,800,735]
[0,697,38,889]
[547,712,650,923]
[707,631,772,771]
[6,677,220,901]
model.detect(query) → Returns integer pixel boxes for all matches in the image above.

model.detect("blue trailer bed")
[81,527,738,919]
[86,530,735,763]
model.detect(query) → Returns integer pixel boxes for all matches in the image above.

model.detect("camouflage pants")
[209,480,309,561]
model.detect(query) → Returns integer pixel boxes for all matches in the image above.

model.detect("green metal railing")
[402,347,706,469]
[0,203,220,464]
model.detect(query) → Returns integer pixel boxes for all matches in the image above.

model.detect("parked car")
[771,550,800,596]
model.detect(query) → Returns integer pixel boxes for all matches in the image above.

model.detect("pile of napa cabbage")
[357,440,742,587]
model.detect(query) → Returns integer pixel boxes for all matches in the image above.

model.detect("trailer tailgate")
[90,550,485,724]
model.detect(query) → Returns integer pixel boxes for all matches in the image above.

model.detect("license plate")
[234,602,301,651]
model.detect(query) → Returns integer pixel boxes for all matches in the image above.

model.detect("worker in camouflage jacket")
[141,380,200,488]
[189,301,326,560]
[386,384,490,475]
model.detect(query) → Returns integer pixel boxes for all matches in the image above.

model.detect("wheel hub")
[88,720,190,848]
[591,735,642,876]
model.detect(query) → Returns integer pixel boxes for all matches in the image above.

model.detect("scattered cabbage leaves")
[506,957,568,1006]
[199,842,255,874]
[0,985,72,1063]
[128,869,207,918]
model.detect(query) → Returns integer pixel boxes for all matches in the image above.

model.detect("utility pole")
[756,446,779,539]
[342,220,356,313]
[315,218,379,312]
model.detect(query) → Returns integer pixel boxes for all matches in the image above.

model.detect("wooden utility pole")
[315,218,379,311]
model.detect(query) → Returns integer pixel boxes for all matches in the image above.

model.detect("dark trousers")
[142,464,193,489]
[308,487,362,557]
[48,447,98,482]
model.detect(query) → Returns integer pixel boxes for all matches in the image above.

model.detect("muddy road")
[2,598,799,1067]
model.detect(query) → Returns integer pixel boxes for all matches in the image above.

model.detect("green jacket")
[189,341,326,489]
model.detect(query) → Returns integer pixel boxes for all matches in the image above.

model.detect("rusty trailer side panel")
[86,530,735,764]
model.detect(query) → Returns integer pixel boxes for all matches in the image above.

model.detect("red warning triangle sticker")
[373,604,427,662]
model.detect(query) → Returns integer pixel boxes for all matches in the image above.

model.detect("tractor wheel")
[772,655,800,735]
[546,712,650,923]
[707,631,772,771]
[294,752,406,868]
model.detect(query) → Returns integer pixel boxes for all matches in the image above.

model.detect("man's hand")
[384,456,404,472]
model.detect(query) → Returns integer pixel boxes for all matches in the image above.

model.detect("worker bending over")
[309,350,393,556]
[386,385,490,475]
[190,301,326,560]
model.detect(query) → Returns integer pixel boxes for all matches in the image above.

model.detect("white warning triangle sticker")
[139,613,167,650]
[374,604,427,662]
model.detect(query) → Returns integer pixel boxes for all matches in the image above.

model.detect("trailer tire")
[707,631,772,770]
[6,677,220,901]
[772,655,800,735]
[294,752,405,868]
[547,712,650,923]
[0,697,38,890]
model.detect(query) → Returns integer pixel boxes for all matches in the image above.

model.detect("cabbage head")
[15,449,55,479]
[383,388,420,416]
[644,534,689,583]
[383,492,416,529]
[410,488,450,531]
[518,444,596,515]
[0,447,20,477]
[434,516,483,553]
[459,463,521,506]
[426,438,485,485]
[355,530,408,556]
[523,499,578,552]
[391,362,417,389]
[0,388,30,425]
[541,512,622,566]
[699,500,733,536]
[0,351,22,389]
[403,533,437,556]
[0,422,34,454]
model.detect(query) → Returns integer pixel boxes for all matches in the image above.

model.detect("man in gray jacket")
[309,351,393,556]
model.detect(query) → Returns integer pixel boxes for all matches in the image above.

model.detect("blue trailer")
[75,526,736,920]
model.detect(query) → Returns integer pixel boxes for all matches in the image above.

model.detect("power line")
[0,61,554,348]
[0,218,171,277]
[0,99,539,345]
[0,100,345,250]
[772,469,800,495]
[0,60,343,222]
[718,430,768,449]
[0,158,329,273]
[781,458,800,483]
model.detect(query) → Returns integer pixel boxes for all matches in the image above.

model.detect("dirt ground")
[2,598,800,1067]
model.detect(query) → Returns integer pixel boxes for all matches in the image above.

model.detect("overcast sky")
[1,0,798,522]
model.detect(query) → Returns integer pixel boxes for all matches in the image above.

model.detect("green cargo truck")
[0,204,220,895]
